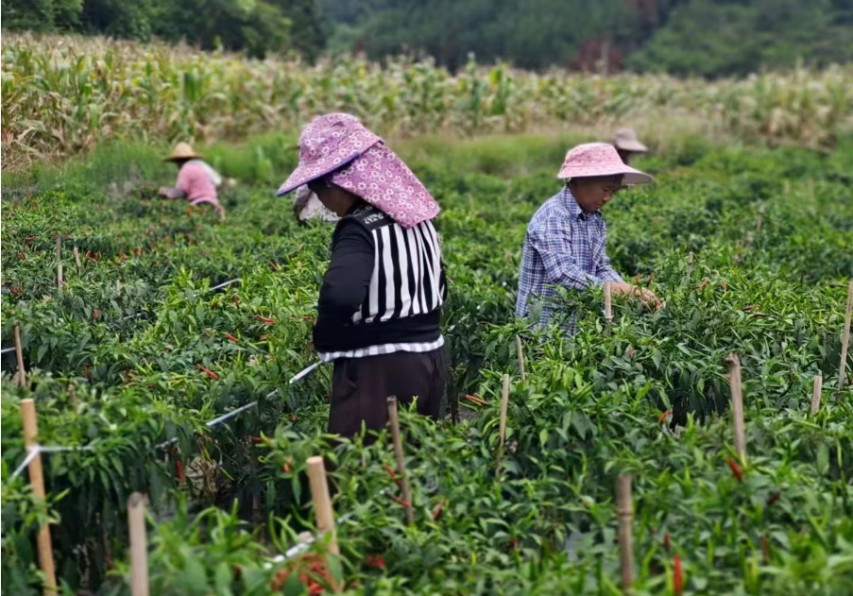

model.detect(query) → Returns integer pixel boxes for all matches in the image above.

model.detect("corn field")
[3,33,852,169]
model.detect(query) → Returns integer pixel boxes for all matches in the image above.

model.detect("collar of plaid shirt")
[562,185,600,221]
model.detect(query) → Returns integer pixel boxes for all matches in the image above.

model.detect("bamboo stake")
[72,246,81,269]
[604,282,613,326]
[127,492,149,596]
[14,324,27,388]
[515,336,526,381]
[20,399,57,595]
[811,375,823,416]
[55,236,63,293]
[726,354,747,462]
[306,457,339,556]
[617,475,633,594]
[306,456,341,592]
[386,397,414,526]
[839,279,853,393]
[685,251,695,282]
[498,375,510,460]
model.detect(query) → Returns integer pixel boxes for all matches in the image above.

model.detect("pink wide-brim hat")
[277,113,439,228]
[557,142,653,185]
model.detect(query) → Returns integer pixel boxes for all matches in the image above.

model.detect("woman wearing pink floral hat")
[277,113,449,440]
[517,142,660,332]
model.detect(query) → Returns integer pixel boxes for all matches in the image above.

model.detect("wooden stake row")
[617,475,633,594]
[386,397,414,526]
[839,279,853,393]
[20,399,57,595]
[516,335,526,381]
[604,281,613,326]
[55,236,63,293]
[726,354,747,462]
[497,374,510,463]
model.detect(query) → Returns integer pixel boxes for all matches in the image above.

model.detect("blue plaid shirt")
[516,186,622,329]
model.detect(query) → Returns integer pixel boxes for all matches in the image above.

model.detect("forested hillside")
[323,0,853,76]
[3,0,852,76]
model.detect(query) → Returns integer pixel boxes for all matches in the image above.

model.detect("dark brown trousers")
[328,346,450,440]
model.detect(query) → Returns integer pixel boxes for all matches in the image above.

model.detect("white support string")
[153,361,321,451]
[9,360,322,477]
[263,489,387,568]
[1,278,242,355]
[8,444,96,482]
[210,278,241,292]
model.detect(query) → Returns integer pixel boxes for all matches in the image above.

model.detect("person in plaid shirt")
[517,143,660,330]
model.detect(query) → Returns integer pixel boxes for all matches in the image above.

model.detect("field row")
[2,138,852,595]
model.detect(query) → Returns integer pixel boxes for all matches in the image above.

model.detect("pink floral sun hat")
[277,113,440,228]
[557,142,653,185]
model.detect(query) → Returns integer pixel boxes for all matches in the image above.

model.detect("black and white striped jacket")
[313,204,447,357]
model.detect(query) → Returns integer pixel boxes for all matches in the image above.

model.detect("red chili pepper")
[93,309,100,321]
[657,410,671,424]
[282,462,292,473]
[693,278,709,291]
[509,537,520,549]
[225,333,238,343]
[175,459,185,482]
[291,415,297,422]
[742,304,760,312]
[255,315,275,323]
[663,531,671,552]
[232,295,240,306]
[388,494,411,508]
[465,394,487,406]
[673,555,683,596]
[196,364,219,380]
[269,568,288,591]
[432,497,446,521]
[626,345,635,358]
[365,554,386,569]
[250,436,264,443]
[83,363,92,380]
[17,252,25,261]
[726,455,744,482]
[767,492,780,507]
[24,235,36,244]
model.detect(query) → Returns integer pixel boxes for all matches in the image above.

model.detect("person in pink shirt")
[158,143,226,220]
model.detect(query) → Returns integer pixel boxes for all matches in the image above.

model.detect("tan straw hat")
[612,128,648,153]
[164,142,202,162]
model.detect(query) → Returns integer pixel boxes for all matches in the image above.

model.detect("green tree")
[2,0,82,32]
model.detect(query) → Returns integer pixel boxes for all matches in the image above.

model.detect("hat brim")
[614,140,648,153]
[276,152,362,196]
[164,154,202,162]
[558,164,653,185]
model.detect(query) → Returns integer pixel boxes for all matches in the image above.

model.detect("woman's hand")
[611,282,661,310]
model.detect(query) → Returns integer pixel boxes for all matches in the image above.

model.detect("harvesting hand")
[612,282,661,310]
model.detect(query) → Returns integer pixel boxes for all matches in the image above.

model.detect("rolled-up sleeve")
[530,218,597,291]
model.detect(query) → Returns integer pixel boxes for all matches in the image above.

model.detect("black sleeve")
[316,219,375,326]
